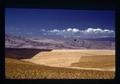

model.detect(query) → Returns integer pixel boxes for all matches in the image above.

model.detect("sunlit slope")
[23,50,87,67]
[5,57,115,79]
[71,55,115,70]
[23,49,115,71]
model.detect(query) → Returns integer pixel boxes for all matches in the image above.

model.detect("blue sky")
[5,8,115,38]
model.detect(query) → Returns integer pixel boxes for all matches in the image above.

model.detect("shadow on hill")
[5,48,52,59]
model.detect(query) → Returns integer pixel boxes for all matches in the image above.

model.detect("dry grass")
[71,55,115,70]
[23,51,82,67]
[5,57,115,79]
[23,50,115,70]
[51,49,115,55]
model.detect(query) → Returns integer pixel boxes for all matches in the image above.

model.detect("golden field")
[23,50,115,71]
[5,49,115,79]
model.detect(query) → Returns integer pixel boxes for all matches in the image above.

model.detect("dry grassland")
[23,49,115,71]
[5,57,115,79]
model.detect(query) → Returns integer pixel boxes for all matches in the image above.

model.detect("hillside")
[5,33,115,49]
[5,57,115,79]
[23,49,115,71]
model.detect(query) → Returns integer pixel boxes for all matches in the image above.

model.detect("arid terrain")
[5,48,115,79]
[5,9,115,79]
[23,50,115,71]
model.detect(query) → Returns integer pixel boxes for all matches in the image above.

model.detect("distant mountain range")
[5,33,115,49]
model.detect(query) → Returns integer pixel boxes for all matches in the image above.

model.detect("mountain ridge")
[5,33,115,49]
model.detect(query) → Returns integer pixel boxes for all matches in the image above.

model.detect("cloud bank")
[48,28,114,33]
[41,28,115,38]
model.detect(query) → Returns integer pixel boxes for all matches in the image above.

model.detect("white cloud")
[47,28,114,33]
[104,29,109,32]
[46,28,115,38]
[93,28,104,33]
[47,28,114,34]
[67,28,73,32]
[104,29,114,33]
[85,28,103,33]
[49,29,60,32]
[61,29,66,32]
[84,28,114,34]
[66,28,80,32]
[85,28,94,33]
[48,28,80,33]
[72,28,79,32]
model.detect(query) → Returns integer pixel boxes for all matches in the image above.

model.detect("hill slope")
[5,57,115,79]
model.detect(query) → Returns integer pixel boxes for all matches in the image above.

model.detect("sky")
[5,8,115,38]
